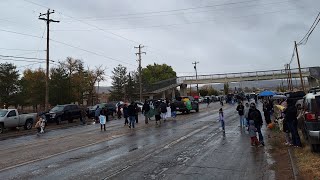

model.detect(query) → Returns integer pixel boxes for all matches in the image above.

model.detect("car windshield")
[50,105,65,112]
[0,109,8,117]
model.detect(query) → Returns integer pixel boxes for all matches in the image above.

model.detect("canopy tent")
[271,95,287,100]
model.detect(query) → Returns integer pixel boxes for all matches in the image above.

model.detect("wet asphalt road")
[0,102,274,180]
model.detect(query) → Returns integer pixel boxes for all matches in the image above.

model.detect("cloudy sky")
[0,0,319,86]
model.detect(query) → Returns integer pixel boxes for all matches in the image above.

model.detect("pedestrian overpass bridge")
[143,66,320,99]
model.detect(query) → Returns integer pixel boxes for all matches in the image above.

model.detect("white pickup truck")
[0,109,37,133]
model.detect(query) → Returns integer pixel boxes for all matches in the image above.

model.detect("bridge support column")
[308,77,319,88]
[180,84,187,96]
[162,91,166,99]
[149,95,154,100]
[171,88,176,99]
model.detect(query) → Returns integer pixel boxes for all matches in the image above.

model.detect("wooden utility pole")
[192,61,199,95]
[39,9,59,111]
[294,41,305,92]
[135,45,146,102]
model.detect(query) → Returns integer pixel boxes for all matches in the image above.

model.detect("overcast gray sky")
[0,0,319,86]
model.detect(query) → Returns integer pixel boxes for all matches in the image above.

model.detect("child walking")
[219,108,225,132]
[249,120,259,146]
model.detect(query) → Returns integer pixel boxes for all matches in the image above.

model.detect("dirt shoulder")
[268,127,320,180]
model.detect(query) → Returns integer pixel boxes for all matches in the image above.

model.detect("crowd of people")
[228,95,303,147]
[94,99,178,130]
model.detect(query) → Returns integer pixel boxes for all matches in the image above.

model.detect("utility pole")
[39,9,59,111]
[294,41,305,92]
[192,61,199,95]
[135,44,146,102]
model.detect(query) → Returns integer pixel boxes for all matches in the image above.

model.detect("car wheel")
[68,119,73,123]
[0,123,4,133]
[24,119,33,130]
[311,144,320,152]
[56,117,62,125]
[186,110,190,114]
[196,108,199,112]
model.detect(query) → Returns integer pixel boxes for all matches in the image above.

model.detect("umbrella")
[258,91,276,97]
[271,95,287,100]
[275,105,285,111]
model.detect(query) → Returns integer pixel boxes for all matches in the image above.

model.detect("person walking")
[236,102,245,128]
[95,105,101,123]
[117,105,122,119]
[206,97,210,108]
[134,103,139,124]
[219,108,225,132]
[128,102,137,129]
[244,102,250,128]
[248,103,265,146]
[123,104,129,126]
[99,108,106,131]
[170,101,177,118]
[155,101,162,125]
[248,120,259,146]
[284,99,302,147]
[142,100,150,124]
[160,101,168,122]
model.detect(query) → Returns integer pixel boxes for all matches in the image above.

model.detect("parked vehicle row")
[0,109,37,133]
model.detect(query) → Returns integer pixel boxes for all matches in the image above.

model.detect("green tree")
[0,63,20,106]
[142,63,176,84]
[199,89,208,96]
[110,64,127,101]
[207,87,219,96]
[19,68,46,110]
[223,83,229,95]
[125,72,137,102]
[49,65,70,105]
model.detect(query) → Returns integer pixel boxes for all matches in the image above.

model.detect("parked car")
[198,96,204,103]
[0,109,37,133]
[48,104,82,125]
[87,103,117,118]
[300,91,320,152]
[174,96,199,114]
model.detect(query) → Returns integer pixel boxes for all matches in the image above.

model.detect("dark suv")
[301,92,320,152]
[87,103,117,118]
[49,104,82,125]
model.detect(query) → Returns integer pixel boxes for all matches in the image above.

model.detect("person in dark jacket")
[128,102,137,128]
[117,105,122,119]
[263,100,272,125]
[170,101,177,118]
[284,99,302,147]
[134,103,139,123]
[248,103,264,146]
[236,102,245,128]
[123,104,129,125]
[142,100,150,124]
[160,101,168,121]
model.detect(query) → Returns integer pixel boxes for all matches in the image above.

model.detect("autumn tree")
[142,63,176,84]
[224,83,230,95]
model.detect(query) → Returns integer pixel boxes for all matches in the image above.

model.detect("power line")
[0,47,44,51]
[0,28,137,67]
[59,0,291,22]
[0,57,45,63]
[0,54,54,61]
[298,12,320,45]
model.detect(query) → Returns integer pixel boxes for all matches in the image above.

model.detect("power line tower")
[192,61,199,95]
[135,44,146,102]
[39,9,59,111]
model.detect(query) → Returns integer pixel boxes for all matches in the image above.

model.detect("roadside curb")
[288,148,299,180]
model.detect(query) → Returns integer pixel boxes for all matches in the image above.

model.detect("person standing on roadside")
[283,99,302,147]
[236,101,245,128]
[123,104,129,126]
[206,97,210,108]
[142,100,150,124]
[248,103,265,146]
[263,100,272,125]
[128,102,137,129]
